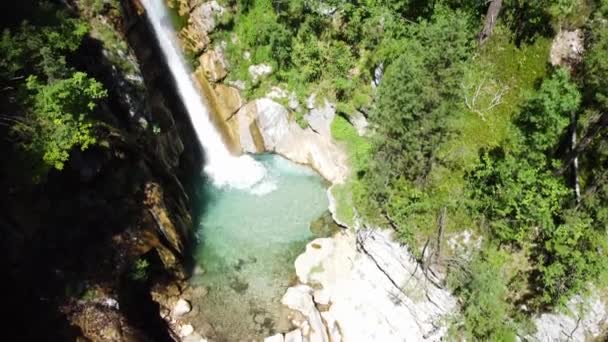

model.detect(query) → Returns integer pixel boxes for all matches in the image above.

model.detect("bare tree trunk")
[479,0,503,45]
[558,112,608,176]
[571,112,581,203]
[434,207,446,263]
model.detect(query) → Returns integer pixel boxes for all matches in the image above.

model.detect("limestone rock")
[304,99,335,139]
[214,84,243,117]
[282,285,329,342]
[321,311,341,342]
[284,329,303,342]
[530,291,607,341]
[199,49,227,82]
[345,110,368,136]
[264,333,285,342]
[172,298,192,317]
[249,63,272,81]
[290,229,457,341]
[179,324,195,337]
[182,333,208,342]
[550,29,584,69]
[180,1,224,54]
[230,98,348,183]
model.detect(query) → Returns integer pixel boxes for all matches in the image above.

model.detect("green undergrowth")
[330,115,370,227]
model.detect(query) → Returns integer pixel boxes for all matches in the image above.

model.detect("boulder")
[180,1,224,54]
[249,63,273,81]
[345,110,368,136]
[304,99,335,139]
[264,333,285,342]
[172,298,192,317]
[530,291,607,341]
[199,49,227,82]
[284,329,303,342]
[550,29,584,69]
[282,285,329,342]
[179,324,194,337]
[214,84,243,117]
[230,98,348,183]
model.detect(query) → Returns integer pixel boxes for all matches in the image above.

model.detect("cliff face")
[0,1,203,340]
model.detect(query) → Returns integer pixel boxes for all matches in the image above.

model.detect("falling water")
[141,0,266,189]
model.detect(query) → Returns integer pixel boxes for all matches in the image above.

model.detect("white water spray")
[141,0,266,189]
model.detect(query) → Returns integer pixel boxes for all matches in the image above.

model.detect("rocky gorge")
[2,0,608,341]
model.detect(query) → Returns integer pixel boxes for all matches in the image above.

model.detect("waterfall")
[141,0,266,189]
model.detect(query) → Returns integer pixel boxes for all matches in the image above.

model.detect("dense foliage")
[0,4,106,179]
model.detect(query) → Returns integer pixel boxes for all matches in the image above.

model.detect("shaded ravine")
[141,1,336,340]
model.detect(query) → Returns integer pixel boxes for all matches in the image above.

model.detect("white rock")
[264,333,285,342]
[550,29,584,68]
[266,86,289,100]
[372,63,384,88]
[282,286,329,342]
[228,79,246,91]
[179,324,194,337]
[233,98,348,183]
[182,333,208,342]
[284,329,303,342]
[530,291,607,341]
[306,94,317,110]
[249,63,272,81]
[313,289,331,306]
[321,311,341,342]
[346,110,368,136]
[102,298,119,309]
[191,1,224,34]
[289,229,457,342]
[172,298,192,317]
[304,99,335,139]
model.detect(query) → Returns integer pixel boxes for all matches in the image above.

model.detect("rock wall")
[0,1,205,340]
[277,229,457,342]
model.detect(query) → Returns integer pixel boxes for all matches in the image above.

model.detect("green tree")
[468,151,570,244]
[517,68,580,154]
[459,248,517,341]
[12,72,106,173]
[362,7,473,227]
[534,210,608,307]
